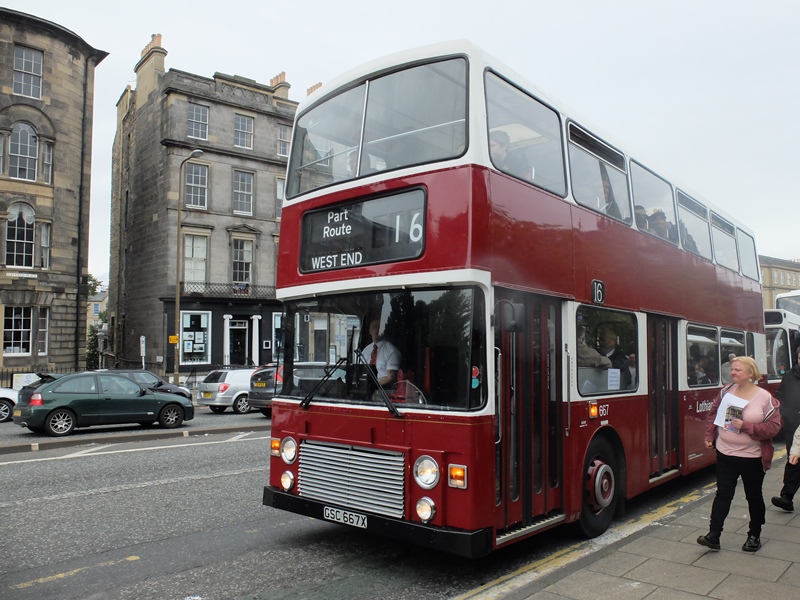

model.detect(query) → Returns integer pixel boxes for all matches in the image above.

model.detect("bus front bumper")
[263,486,493,558]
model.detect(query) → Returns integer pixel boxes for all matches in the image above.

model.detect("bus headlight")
[280,471,295,491]
[416,497,436,523]
[413,455,440,489]
[281,437,298,464]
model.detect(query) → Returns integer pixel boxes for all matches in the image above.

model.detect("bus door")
[648,316,679,476]
[495,294,563,532]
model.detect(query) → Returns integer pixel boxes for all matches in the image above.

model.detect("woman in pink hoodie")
[697,356,781,553]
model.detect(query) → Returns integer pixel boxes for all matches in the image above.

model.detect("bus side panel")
[681,388,719,473]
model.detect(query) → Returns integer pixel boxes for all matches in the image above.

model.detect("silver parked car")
[197,368,256,414]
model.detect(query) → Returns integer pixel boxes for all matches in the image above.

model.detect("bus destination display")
[301,189,425,272]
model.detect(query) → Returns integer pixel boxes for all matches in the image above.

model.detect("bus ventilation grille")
[298,440,406,519]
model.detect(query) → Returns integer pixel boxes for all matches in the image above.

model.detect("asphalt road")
[0,408,717,599]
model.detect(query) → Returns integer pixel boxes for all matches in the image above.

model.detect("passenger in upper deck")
[648,210,678,242]
[489,130,529,179]
[634,205,649,231]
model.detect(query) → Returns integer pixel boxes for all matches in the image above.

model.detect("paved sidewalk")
[504,451,800,600]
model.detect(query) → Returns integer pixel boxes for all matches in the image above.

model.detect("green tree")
[86,324,99,370]
[87,274,103,296]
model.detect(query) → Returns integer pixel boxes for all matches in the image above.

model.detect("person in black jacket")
[772,347,800,512]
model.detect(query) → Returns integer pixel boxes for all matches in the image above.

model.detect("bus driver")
[361,319,401,387]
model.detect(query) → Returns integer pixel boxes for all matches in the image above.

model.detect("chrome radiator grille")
[298,440,406,519]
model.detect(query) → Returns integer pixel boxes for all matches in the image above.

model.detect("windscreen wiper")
[299,358,347,409]
[352,349,403,418]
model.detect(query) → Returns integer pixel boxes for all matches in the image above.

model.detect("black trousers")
[709,450,765,537]
[780,436,800,499]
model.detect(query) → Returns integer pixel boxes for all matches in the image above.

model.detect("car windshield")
[286,57,467,198]
[278,286,487,412]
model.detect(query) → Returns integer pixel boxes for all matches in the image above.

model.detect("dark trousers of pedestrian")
[710,450,766,537]
[780,436,800,499]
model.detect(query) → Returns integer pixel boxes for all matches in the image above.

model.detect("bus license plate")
[323,506,367,528]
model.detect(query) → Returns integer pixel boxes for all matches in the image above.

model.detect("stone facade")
[0,9,106,374]
[760,254,800,309]
[108,35,297,377]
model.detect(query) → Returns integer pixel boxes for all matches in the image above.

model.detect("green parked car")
[12,371,194,437]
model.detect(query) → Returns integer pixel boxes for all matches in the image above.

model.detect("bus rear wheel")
[578,437,618,538]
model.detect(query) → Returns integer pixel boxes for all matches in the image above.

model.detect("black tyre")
[44,409,76,437]
[232,394,250,414]
[208,406,226,413]
[259,407,272,418]
[0,399,12,423]
[158,405,184,428]
[577,436,619,538]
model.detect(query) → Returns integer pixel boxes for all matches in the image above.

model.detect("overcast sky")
[7,0,799,283]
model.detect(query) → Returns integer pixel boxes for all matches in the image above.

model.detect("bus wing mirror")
[495,301,525,332]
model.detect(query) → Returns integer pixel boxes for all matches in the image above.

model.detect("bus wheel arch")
[577,431,626,538]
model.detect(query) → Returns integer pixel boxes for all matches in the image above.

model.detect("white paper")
[713,393,748,431]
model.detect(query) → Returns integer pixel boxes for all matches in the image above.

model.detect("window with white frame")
[184,163,208,209]
[275,177,285,218]
[234,114,253,148]
[4,306,33,355]
[184,234,207,282]
[39,222,51,269]
[42,142,53,184]
[233,170,254,214]
[6,203,35,268]
[187,104,208,139]
[37,307,49,355]
[278,124,291,156]
[9,123,38,181]
[180,311,211,364]
[13,46,43,99]
[232,239,253,285]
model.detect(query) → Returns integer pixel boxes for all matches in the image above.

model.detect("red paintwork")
[279,165,762,331]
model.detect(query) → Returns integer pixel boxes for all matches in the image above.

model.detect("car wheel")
[232,394,250,414]
[0,399,12,423]
[208,406,226,414]
[259,408,272,418]
[44,410,76,437]
[159,405,184,429]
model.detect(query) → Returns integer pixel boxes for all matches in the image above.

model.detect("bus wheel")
[578,437,618,538]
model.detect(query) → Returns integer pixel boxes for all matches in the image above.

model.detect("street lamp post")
[174,149,204,384]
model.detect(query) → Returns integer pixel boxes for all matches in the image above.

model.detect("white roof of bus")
[300,39,755,240]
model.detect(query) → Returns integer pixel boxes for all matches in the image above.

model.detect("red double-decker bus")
[263,41,766,558]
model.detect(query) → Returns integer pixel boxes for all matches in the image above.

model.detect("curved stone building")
[0,8,107,375]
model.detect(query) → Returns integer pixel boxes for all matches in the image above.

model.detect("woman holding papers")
[697,356,781,553]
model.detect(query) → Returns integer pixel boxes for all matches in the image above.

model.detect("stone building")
[0,9,106,373]
[108,35,296,378]
[760,254,800,309]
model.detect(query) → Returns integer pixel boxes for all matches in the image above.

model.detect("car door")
[97,374,155,424]
[52,375,100,424]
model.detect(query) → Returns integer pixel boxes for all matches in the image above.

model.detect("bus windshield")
[278,286,486,411]
[287,57,467,198]
[776,292,800,317]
